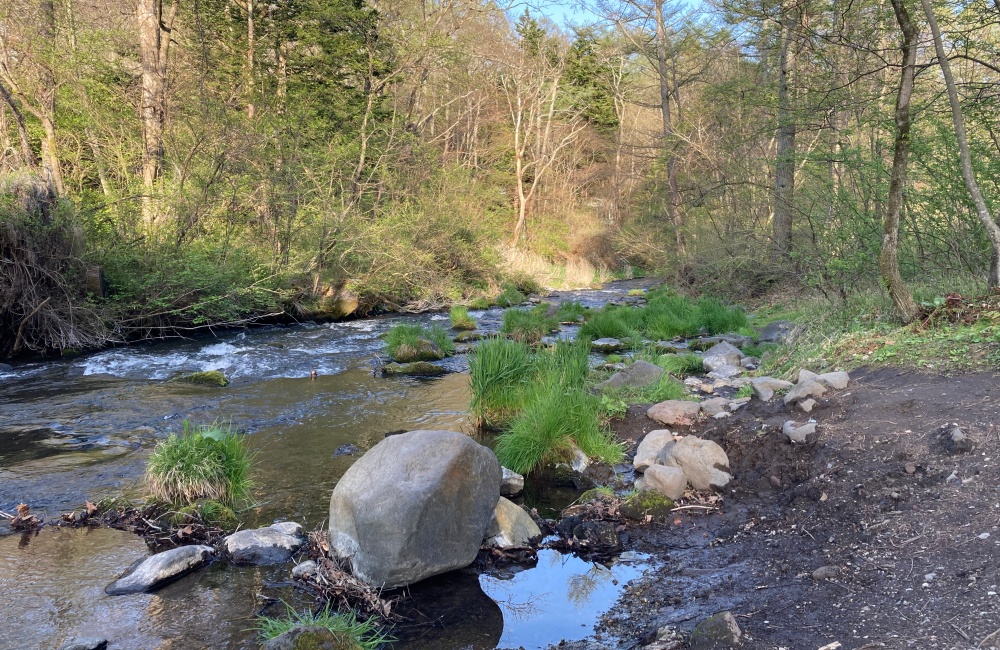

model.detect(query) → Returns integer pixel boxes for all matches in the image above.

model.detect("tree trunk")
[0,80,37,167]
[920,0,1000,288]
[879,0,919,322]
[771,0,797,263]
[654,0,685,266]
[138,0,175,227]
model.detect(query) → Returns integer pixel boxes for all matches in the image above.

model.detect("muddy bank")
[574,367,1000,650]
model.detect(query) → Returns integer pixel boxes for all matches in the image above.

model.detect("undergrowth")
[256,601,392,648]
[500,306,560,344]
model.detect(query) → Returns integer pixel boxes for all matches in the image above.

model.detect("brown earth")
[569,367,1000,650]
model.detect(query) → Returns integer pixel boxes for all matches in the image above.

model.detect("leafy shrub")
[257,602,391,649]
[500,306,559,344]
[449,305,477,330]
[470,337,534,427]
[145,422,255,507]
[384,323,455,362]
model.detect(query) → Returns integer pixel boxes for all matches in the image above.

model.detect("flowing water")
[0,282,653,649]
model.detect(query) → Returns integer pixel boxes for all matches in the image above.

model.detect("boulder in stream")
[224,522,304,565]
[328,429,500,588]
[106,544,215,595]
[484,497,540,549]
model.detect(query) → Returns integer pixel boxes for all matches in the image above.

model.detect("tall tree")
[138,0,177,226]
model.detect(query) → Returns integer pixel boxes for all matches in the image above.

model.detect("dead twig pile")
[0,503,43,530]
[299,531,394,619]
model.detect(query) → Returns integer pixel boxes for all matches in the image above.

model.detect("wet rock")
[700,397,730,418]
[647,400,702,427]
[620,489,674,520]
[484,497,540,549]
[655,436,731,491]
[571,521,622,551]
[592,338,624,353]
[58,638,107,650]
[224,522,305,565]
[381,361,447,377]
[393,338,444,363]
[171,370,229,387]
[500,466,524,497]
[106,544,215,595]
[634,429,674,473]
[328,429,500,588]
[333,444,360,457]
[0,362,12,372]
[595,360,663,391]
[639,465,686,500]
[262,625,361,650]
[812,565,840,581]
[782,421,817,444]
[941,426,973,454]
[291,560,318,579]
[702,342,743,372]
[689,611,742,649]
[783,379,826,405]
[759,320,794,344]
[749,377,793,402]
[453,331,482,343]
[655,341,683,354]
[817,370,850,389]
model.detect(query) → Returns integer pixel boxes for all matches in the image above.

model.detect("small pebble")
[904,463,916,474]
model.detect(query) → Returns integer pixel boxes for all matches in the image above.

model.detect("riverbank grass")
[500,306,560,344]
[145,422,255,507]
[384,323,454,362]
[257,602,392,649]
[470,337,534,427]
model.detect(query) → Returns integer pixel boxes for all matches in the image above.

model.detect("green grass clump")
[736,383,753,399]
[580,306,641,342]
[601,371,689,405]
[554,301,587,323]
[495,285,526,307]
[656,353,704,376]
[468,296,490,310]
[470,337,535,427]
[696,296,749,335]
[256,601,391,649]
[494,383,623,475]
[172,370,229,387]
[449,305,477,330]
[145,422,255,507]
[384,323,455,362]
[643,294,701,339]
[605,354,623,364]
[169,499,239,529]
[500,306,559,344]
[740,341,778,358]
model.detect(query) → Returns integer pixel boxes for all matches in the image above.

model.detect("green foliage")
[736,384,753,399]
[598,393,628,420]
[145,422,255,507]
[449,305,477,330]
[600,371,688,405]
[468,297,491,310]
[169,500,239,530]
[469,337,535,427]
[605,353,623,364]
[580,307,642,342]
[256,601,392,649]
[383,323,454,362]
[554,300,587,323]
[495,285,527,307]
[656,353,704,376]
[695,297,749,335]
[500,306,560,344]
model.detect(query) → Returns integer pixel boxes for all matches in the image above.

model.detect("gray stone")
[817,371,850,389]
[700,397,730,417]
[262,625,360,650]
[812,565,840,581]
[647,400,702,427]
[783,379,826,405]
[782,421,817,444]
[702,342,743,372]
[739,356,760,369]
[689,611,742,649]
[655,436,731,490]
[382,361,447,376]
[689,336,751,352]
[484,497,540,548]
[798,398,817,413]
[591,338,624,353]
[106,545,215,595]
[943,427,973,454]
[453,330,482,342]
[595,360,663,391]
[500,466,525,497]
[749,376,793,402]
[225,523,304,565]
[328,429,500,588]
[797,368,818,384]
[633,429,674,472]
[707,365,743,380]
[0,362,12,372]
[58,639,107,650]
[655,341,682,353]
[291,560,318,579]
[759,320,794,344]
[640,465,687,500]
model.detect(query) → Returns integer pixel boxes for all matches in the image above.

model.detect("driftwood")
[298,531,394,619]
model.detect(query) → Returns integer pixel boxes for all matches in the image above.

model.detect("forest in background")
[1,0,999,355]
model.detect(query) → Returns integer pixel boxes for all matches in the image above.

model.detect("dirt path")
[583,368,1000,650]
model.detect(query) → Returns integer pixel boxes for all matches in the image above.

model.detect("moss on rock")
[619,490,674,520]
[172,370,229,387]
[381,361,447,377]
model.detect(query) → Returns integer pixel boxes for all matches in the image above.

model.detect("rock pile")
[633,432,732,499]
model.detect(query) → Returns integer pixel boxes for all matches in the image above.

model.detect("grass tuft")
[145,421,255,507]
[494,285,526,307]
[580,307,642,342]
[656,353,704,376]
[256,601,392,649]
[554,301,587,323]
[500,306,560,344]
[449,305,477,330]
[469,337,535,427]
[384,323,455,362]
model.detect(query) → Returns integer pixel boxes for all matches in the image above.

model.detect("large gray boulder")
[759,320,794,344]
[328,430,500,588]
[224,522,304,565]
[633,429,674,472]
[783,379,826,405]
[749,377,793,401]
[639,464,687,500]
[595,360,663,391]
[106,544,215,595]
[655,436,731,491]
[701,342,743,372]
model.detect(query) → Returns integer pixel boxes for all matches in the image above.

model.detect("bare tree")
[138,0,178,226]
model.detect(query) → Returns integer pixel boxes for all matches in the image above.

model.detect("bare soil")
[575,367,1000,650]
